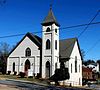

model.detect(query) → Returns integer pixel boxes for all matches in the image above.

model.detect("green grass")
[0,74,34,81]
[0,74,49,85]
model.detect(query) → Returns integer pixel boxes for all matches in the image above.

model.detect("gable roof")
[28,33,42,47]
[8,32,42,57]
[59,38,83,61]
[82,66,92,72]
[41,8,60,26]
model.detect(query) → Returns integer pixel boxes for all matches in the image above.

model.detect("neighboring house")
[82,66,93,80]
[7,8,82,86]
[87,63,99,72]
[83,63,100,80]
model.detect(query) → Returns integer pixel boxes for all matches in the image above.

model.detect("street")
[88,84,100,90]
[0,79,87,90]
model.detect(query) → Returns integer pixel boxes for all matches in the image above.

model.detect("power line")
[0,21,100,39]
[60,22,100,30]
[77,10,100,38]
[0,10,100,60]
[59,10,100,54]
[86,38,100,54]
[82,10,100,55]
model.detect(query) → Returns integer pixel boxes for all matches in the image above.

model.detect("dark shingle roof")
[59,38,77,60]
[41,9,60,26]
[28,32,42,48]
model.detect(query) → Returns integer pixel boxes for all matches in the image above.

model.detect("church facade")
[7,9,82,86]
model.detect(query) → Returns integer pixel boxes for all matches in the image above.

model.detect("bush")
[36,73,41,79]
[2,70,6,75]
[7,71,11,75]
[19,72,25,78]
[14,71,17,75]
[49,62,70,85]
[28,76,33,78]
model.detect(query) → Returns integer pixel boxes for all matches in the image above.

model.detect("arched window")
[46,27,50,32]
[13,62,15,72]
[71,63,72,73]
[25,48,31,57]
[79,65,80,72]
[46,39,50,49]
[55,40,57,49]
[55,28,57,33]
[55,63,57,70]
[75,56,77,73]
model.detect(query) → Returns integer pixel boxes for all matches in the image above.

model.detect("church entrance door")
[25,59,30,75]
[46,61,50,78]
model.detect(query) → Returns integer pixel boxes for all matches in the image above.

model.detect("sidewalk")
[7,78,49,86]
[0,84,20,90]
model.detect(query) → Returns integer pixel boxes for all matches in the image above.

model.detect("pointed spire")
[41,8,60,26]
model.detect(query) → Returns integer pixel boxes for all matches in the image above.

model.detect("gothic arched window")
[71,63,72,73]
[55,63,57,70]
[13,62,15,72]
[79,65,80,72]
[75,56,77,73]
[46,27,50,32]
[25,48,31,57]
[55,28,57,33]
[46,39,50,49]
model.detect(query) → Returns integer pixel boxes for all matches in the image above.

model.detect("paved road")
[0,80,89,90]
[89,84,100,90]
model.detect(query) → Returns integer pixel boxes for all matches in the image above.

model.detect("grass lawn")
[0,74,48,85]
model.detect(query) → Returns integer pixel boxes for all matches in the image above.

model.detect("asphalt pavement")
[0,79,93,90]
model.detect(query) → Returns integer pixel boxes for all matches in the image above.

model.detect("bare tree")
[0,42,10,56]
[81,49,85,59]
[0,42,11,74]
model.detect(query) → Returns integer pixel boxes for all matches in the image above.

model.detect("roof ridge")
[28,32,41,45]
[60,37,77,41]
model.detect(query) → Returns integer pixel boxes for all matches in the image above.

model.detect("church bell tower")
[41,8,60,78]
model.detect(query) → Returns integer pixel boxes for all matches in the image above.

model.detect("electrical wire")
[86,39,100,54]
[59,10,100,57]
[78,10,100,38]
[0,21,100,39]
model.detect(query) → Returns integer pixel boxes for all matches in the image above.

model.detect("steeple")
[41,7,60,78]
[41,8,60,26]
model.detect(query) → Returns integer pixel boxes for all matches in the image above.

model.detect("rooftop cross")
[50,0,53,9]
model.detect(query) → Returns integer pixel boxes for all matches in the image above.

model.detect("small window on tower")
[55,40,57,49]
[46,39,50,49]
[46,27,50,32]
[55,28,57,33]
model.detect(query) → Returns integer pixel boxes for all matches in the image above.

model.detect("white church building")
[7,8,82,86]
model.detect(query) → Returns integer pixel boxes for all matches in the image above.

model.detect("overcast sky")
[0,0,100,60]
